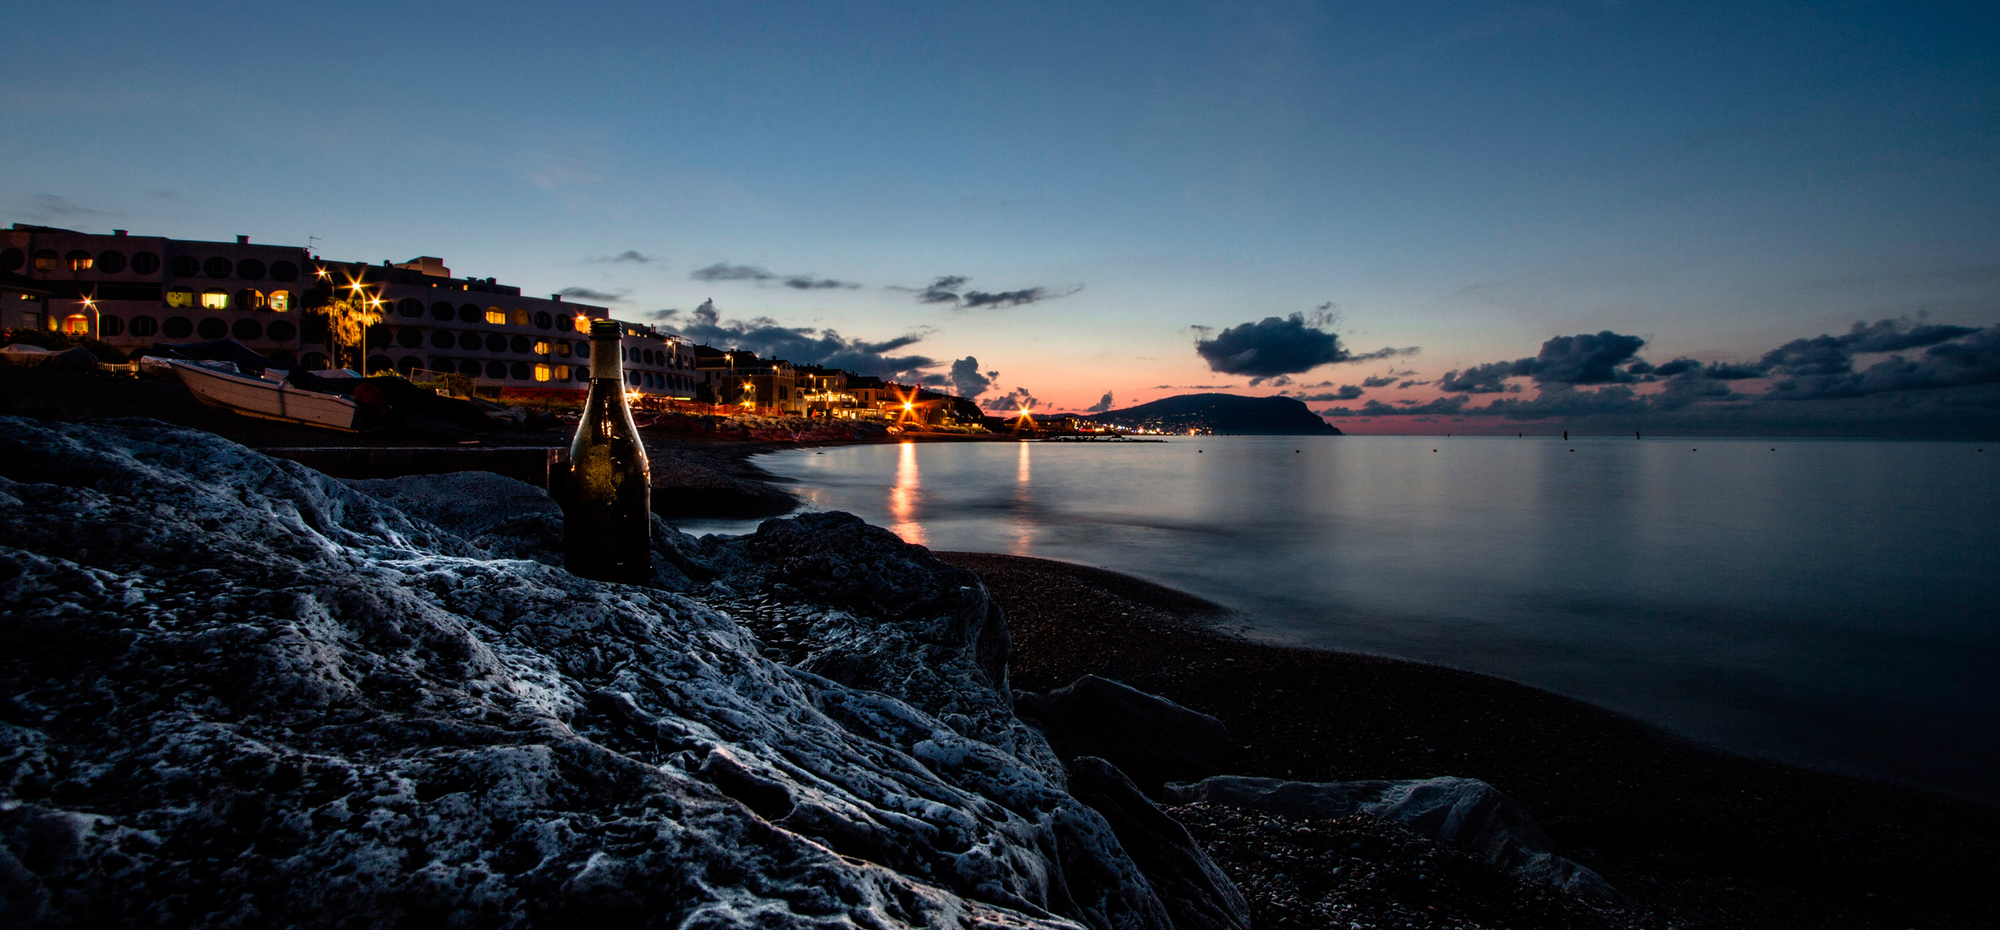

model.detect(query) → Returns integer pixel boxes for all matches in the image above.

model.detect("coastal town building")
[314,256,694,401]
[8,223,1019,424]
[5,225,311,359]
[4,223,695,403]
[692,347,805,415]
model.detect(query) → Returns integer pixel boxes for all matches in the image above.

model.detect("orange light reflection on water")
[1011,440,1035,556]
[888,441,926,545]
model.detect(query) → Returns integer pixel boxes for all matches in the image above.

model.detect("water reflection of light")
[888,441,925,544]
[1009,441,1037,554]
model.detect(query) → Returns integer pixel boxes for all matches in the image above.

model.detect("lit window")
[512,309,530,326]
[201,290,229,310]
[166,287,195,308]
[485,308,506,325]
[534,364,552,382]
[34,250,58,272]
[62,314,90,335]
[533,341,551,354]
[235,289,265,311]
[268,290,291,312]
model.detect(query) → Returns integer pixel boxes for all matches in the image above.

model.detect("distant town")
[2,223,1339,437]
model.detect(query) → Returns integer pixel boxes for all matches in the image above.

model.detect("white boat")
[165,359,363,432]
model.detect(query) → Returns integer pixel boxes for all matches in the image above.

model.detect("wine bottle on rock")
[565,319,651,583]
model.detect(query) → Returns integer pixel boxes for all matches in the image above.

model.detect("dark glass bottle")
[565,319,651,583]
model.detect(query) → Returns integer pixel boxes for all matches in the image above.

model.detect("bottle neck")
[590,338,622,381]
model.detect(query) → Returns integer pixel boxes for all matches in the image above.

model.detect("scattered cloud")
[667,299,938,381]
[907,275,1079,310]
[1320,318,2000,436]
[16,194,120,222]
[691,262,859,290]
[1759,319,1977,376]
[1086,391,1116,413]
[557,287,623,302]
[1151,384,1241,390]
[949,357,995,400]
[983,386,1040,412]
[590,250,654,264]
[1361,375,1399,388]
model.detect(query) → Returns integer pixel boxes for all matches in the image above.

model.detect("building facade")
[5,225,310,359]
[4,224,697,403]
[319,257,696,401]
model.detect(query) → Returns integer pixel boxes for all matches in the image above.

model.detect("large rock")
[1014,676,1230,795]
[1066,759,1251,930]
[0,417,1175,929]
[1166,775,1619,900]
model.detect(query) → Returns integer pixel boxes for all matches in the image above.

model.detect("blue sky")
[6,1,1997,431]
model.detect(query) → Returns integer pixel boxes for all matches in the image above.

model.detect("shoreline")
[11,367,1996,925]
[940,551,2000,929]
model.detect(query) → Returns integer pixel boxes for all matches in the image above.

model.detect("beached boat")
[165,358,363,432]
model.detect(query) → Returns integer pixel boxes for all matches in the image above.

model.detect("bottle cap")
[591,319,621,339]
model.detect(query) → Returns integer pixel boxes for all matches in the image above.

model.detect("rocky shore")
[3,385,1995,928]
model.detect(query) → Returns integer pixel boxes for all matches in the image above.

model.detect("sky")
[5,1,1998,434]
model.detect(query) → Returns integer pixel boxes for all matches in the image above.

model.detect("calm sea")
[679,435,2000,800]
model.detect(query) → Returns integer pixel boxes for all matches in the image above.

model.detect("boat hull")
[167,360,362,432]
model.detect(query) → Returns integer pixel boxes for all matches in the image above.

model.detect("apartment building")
[4,223,697,402]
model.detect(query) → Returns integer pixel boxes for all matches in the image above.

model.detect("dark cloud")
[1151,384,1241,390]
[915,276,968,304]
[1086,391,1116,413]
[1760,318,1980,377]
[1440,331,1646,393]
[557,287,623,302]
[1770,326,2000,400]
[982,387,1040,412]
[1398,380,1419,388]
[910,275,1078,309]
[1194,312,1346,378]
[590,250,654,264]
[1438,360,1531,393]
[1651,358,1763,379]
[1361,375,1399,388]
[948,357,995,399]
[1321,320,2000,436]
[668,299,938,382]
[1349,346,1423,363]
[1533,331,1648,384]
[1298,386,1365,401]
[963,287,1059,308]
[691,262,859,290]
[1194,310,1417,380]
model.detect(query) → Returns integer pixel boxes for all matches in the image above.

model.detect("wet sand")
[940,551,2000,930]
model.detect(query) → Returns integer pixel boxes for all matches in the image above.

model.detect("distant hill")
[1090,393,1342,435]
